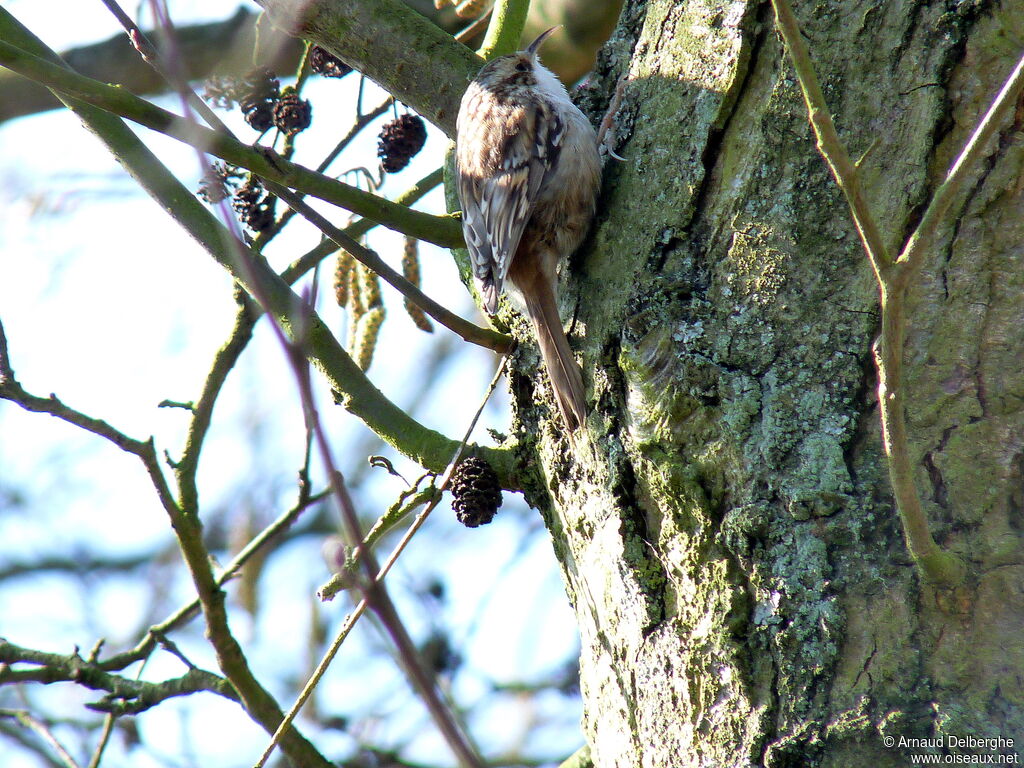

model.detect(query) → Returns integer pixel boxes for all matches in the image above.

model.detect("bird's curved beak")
[526,26,560,57]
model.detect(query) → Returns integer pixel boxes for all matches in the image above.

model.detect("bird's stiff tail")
[522,282,587,432]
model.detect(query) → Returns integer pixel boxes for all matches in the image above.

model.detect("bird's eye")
[515,60,530,72]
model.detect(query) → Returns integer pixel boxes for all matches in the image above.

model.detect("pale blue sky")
[0,3,583,766]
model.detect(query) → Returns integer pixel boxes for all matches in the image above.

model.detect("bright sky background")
[0,2,583,766]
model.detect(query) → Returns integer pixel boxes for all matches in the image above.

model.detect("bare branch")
[254,0,482,137]
[0,37,463,249]
[769,0,969,585]
[0,710,81,768]
[0,8,302,126]
[0,642,238,716]
[0,318,180,520]
[894,50,1024,283]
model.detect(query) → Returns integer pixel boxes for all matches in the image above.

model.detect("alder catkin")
[360,262,383,309]
[334,250,356,307]
[454,0,489,18]
[353,307,385,371]
[402,237,434,332]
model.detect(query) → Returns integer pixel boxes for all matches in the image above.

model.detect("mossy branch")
[0,9,516,766]
[0,640,238,715]
[0,37,463,249]
[479,0,531,60]
[254,0,483,138]
[0,16,517,488]
[770,0,1024,587]
[280,166,445,285]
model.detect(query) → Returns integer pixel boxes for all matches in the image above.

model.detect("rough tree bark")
[261,0,1024,762]
[515,0,1023,765]
[5,0,1017,764]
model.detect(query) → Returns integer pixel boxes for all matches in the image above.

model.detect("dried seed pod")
[450,457,502,527]
[238,67,280,132]
[272,86,312,136]
[353,306,385,371]
[242,100,275,133]
[202,75,242,109]
[401,237,433,332]
[334,250,356,307]
[454,0,489,18]
[377,114,427,173]
[309,45,352,78]
[242,67,280,102]
[197,162,237,204]
[233,177,276,232]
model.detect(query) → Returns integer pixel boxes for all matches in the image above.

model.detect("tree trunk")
[512,1,1024,765]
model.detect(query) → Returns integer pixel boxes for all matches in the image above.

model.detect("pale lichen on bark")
[519,0,1024,765]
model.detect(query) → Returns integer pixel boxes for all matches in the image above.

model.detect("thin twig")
[0,320,180,519]
[454,8,493,45]
[0,38,463,248]
[375,356,508,582]
[99,487,329,672]
[252,601,367,768]
[766,0,1023,586]
[894,50,1024,282]
[0,711,81,768]
[273,313,483,767]
[175,293,258,514]
[85,714,115,768]
[253,97,395,247]
[279,166,445,285]
[260,358,507,766]
[262,178,512,353]
[769,0,892,282]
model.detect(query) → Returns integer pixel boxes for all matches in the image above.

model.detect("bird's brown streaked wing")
[459,100,564,314]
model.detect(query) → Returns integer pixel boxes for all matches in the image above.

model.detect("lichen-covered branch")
[174,293,259,516]
[0,640,238,715]
[254,0,483,137]
[0,8,303,126]
[0,36,463,249]
[478,0,531,60]
[0,10,517,488]
[765,0,1024,586]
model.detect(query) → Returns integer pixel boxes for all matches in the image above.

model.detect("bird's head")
[473,26,560,89]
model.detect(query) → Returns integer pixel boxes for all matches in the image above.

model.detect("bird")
[455,26,602,432]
